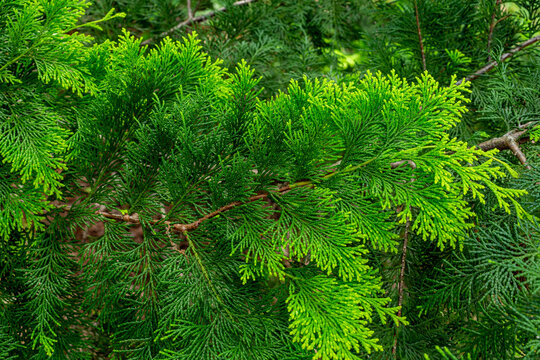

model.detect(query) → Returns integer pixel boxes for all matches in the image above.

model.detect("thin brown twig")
[477,122,534,169]
[493,14,510,27]
[93,184,292,234]
[414,0,427,71]
[456,34,540,86]
[187,0,193,20]
[392,218,411,356]
[75,157,381,234]
[477,122,533,151]
[141,0,257,46]
[390,160,417,169]
[487,0,503,62]
[88,156,382,232]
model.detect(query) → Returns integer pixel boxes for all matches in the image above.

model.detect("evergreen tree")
[1,1,539,359]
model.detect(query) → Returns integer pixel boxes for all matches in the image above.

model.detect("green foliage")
[472,59,540,134]
[423,346,472,360]
[362,0,522,80]
[1,1,539,360]
[82,0,373,96]
[419,216,540,359]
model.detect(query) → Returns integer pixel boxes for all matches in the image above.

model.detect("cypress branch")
[456,34,540,86]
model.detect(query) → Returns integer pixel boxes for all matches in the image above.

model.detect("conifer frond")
[286,272,403,359]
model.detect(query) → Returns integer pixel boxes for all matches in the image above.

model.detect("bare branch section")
[456,34,540,86]
[392,219,411,356]
[391,160,417,169]
[413,0,427,71]
[487,0,503,62]
[141,0,257,46]
[91,184,291,234]
[477,122,534,169]
[76,159,410,233]
[187,0,193,19]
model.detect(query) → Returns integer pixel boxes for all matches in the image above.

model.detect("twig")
[413,0,427,71]
[392,219,411,356]
[477,121,534,169]
[456,34,540,86]
[141,0,257,46]
[92,181,293,233]
[390,160,417,169]
[506,137,531,169]
[168,191,273,232]
[187,0,193,19]
[95,191,270,233]
[487,0,503,62]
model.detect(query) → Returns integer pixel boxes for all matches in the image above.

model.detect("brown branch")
[487,0,503,62]
[456,34,540,86]
[141,0,257,46]
[392,219,411,357]
[76,157,380,233]
[187,0,193,19]
[391,160,417,169]
[477,122,534,169]
[413,0,427,71]
[93,184,292,234]
[506,138,531,169]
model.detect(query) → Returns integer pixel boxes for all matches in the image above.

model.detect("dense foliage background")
[1,1,539,359]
